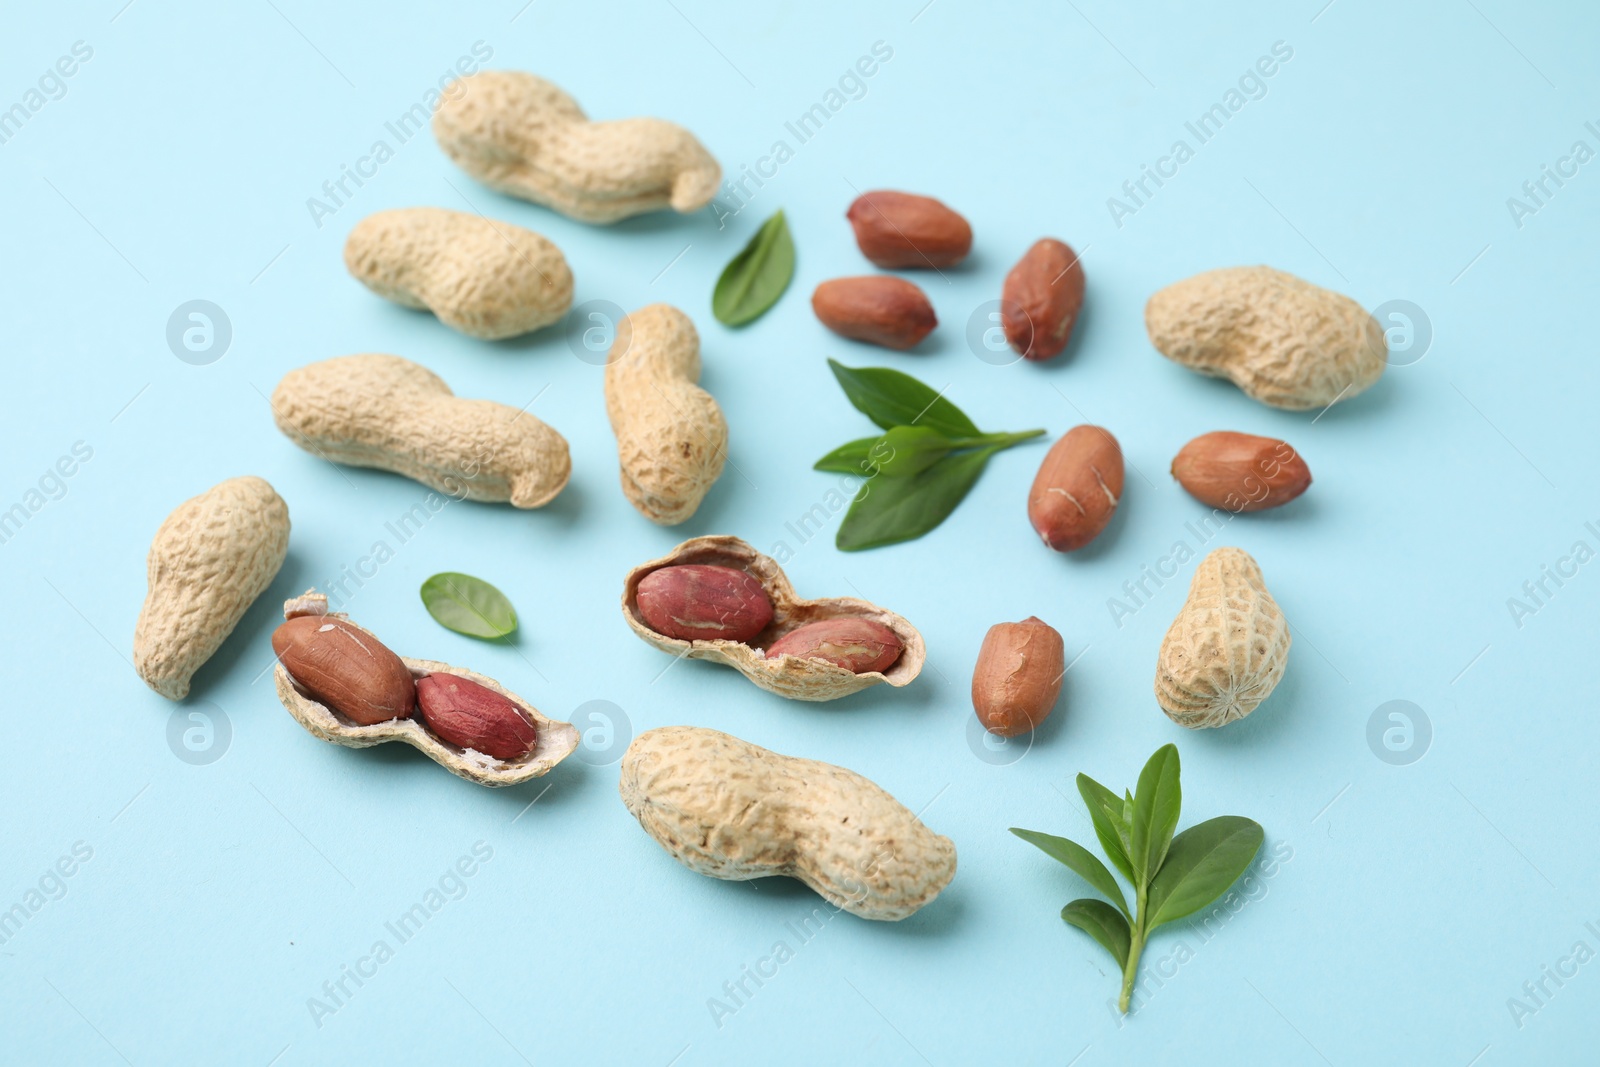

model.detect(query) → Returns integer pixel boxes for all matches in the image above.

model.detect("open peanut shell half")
[621,535,925,701]
[273,594,579,787]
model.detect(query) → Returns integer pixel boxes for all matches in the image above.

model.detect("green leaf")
[1077,774,1135,883]
[1061,899,1131,970]
[1129,744,1182,885]
[712,210,794,326]
[1010,828,1130,917]
[419,572,518,639]
[872,425,958,477]
[835,447,995,551]
[827,360,981,438]
[1146,817,1265,930]
[814,436,891,475]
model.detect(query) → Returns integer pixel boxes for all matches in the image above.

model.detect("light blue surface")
[3,1,1597,1063]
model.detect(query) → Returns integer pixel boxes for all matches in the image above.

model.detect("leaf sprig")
[816,360,1043,550]
[1011,744,1264,1013]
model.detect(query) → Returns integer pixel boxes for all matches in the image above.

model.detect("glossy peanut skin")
[812,276,937,350]
[417,673,537,760]
[972,617,1065,737]
[846,190,972,269]
[1002,238,1085,361]
[635,564,774,642]
[1171,432,1310,512]
[1027,426,1124,552]
[765,618,903,674]
[271,616,415,726]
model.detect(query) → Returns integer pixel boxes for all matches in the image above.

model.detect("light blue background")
[3,0,1596,1063]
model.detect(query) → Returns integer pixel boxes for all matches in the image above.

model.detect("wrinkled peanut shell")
[620,725,957,920]
[1155,547,1291,729]
[1146,266,1385,410]
[344,207,573,340]
[433,71,721,224]
[134,476,290,701]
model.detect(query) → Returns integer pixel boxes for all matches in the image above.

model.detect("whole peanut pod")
[133,476,290,700]
[272,354,570,508]
[1002,238,1085,361]
[1171,432,1311,512]
[847,190,972,268]
[272,615,416,726]
[972,617,1065,737]
[1027,426,1124,551]
[433,71,721,224]
[1155,547,1290,728]
[1146,266,1385,410]
[620,726,957,920]
[343,207,573,340]
[604,304,728,524]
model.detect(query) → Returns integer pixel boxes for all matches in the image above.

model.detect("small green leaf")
[1146,817,1265,930]
[827,359,981,438]
[835,447,996,551]
[1061,899,1131,970]
[1129,744,1182,885]
[420,572,518,639]
[713,210,794,326]
[814,436,891,475]
[1009,828,1129,918]
[1077,774,1135,883]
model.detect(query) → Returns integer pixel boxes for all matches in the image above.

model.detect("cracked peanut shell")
[1145,266,1385,410]
[133,475,289,700]
[1155,546,1290,728]
[621,535,924,701]
[273,594,577,787]
[619,725,957,920]
[344,207,573,340]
